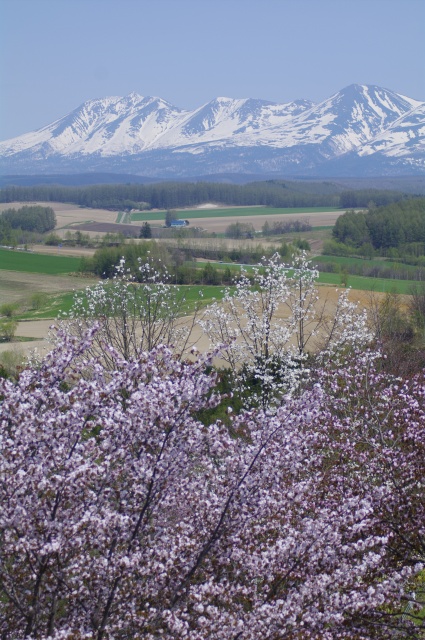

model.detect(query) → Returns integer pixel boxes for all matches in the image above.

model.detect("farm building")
[170,220,189,227]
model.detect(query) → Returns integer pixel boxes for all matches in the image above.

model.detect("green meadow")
[315,254,413,270]
[14,285,226,321]
[316,272,416,294]
[0,249,81,274]
[14,291,77,320]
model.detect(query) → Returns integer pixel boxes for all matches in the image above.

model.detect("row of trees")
[1,254,424,638]
[0,181,408,211]
[0,180,338,210]
[339,188,406,208]
[318,254,425,282]
[262,218,312,235]
[79,240,299,280]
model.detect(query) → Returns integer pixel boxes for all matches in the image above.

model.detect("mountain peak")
[0,84,423,177]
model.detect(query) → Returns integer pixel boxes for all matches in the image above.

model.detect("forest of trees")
[0,205,56,245]
[332,198,425,253]
[0,205,56,232]
[0,180,409,211]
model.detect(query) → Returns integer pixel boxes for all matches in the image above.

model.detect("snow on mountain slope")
[0,85,424,176]
[0,94,190,157]
[154,97,315,149]
[160,85,423,158]
[282,84,423,158]
[359,102,425,158]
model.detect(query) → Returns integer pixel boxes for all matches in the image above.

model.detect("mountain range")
[1,84,424,178]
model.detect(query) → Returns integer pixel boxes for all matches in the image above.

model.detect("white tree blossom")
[56,256,201,369]
[200,252,372,407]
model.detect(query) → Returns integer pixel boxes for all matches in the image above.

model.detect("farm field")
[0,200,420,357]
[0,269,97,306]
[315,254,417,270]
[0,248,82,274]
[131,206,343,234]
[0,248,96,351]
[0,201,118,230]
[0,271,98,357]
[24,244,96,258]
[316,271,417,294]
[131,206,341,221]
[0,201,344,237]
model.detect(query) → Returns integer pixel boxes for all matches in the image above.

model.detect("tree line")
[262,218,312,235]
[318,256,425,282]
[0,180,409,211]
[79,239,297,284]
[339,188,407,208]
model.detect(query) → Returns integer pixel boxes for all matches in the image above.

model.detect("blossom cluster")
[1,326,423,638]
[200,253,371,408]
[57,255,197,370]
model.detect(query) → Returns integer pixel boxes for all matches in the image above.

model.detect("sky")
[0,0,424,141]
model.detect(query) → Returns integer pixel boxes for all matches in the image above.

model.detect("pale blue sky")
[1,0,424,141]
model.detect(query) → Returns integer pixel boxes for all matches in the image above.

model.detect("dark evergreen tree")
[165,210,177,227]
[140,222,152,238]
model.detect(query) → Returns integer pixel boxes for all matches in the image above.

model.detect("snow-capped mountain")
[359,102,425,158]
[1,85,424,177]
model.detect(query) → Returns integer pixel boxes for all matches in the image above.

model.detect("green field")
[9,275,418,323]
[130,206,341,222]
[196,274,415,295]
[317,272,416,294]
[1,247,420,324]
[14,291,76,320]
[14,285,227,321]
[0,249,81,274]
[315,255,411,269]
